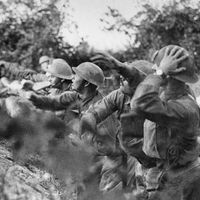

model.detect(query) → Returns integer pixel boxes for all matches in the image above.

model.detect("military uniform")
[86,85,149,194]
[131,74,200,200]
[88,87,130,152]
[30,88,120,195]
[44,84,72,119]
[91,87,130,122]
[29,90,106,127]
[31,90,117,145]
[30,90,100,112]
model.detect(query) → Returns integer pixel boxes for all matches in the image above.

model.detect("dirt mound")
[0,143,61,200]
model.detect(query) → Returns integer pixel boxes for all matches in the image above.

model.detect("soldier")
[26,61,119,199]
[35,58,74,119]
[0,56,51,83]
[25,62,105,124]
[129,45,200,200]
[45,58,73,96]
[0,58,73,94]
[81,52,155,193]
[38,55,51,72]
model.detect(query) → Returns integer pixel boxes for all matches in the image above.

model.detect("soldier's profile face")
[48,74,57,84]
[71,74,84,91]
[40,61,49,72]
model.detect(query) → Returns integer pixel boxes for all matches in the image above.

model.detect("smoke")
[0,96,128,200]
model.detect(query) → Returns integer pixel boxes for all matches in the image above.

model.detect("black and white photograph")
[0,0,200,199]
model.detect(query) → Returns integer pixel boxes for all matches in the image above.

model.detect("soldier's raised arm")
[91,52,153,81]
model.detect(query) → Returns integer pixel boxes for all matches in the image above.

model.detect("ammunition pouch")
[120,113,156,168]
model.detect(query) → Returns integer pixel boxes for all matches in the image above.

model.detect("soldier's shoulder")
[172,94,199,116]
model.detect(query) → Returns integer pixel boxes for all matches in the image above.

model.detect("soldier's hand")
[159,46,188,75]
[21,80,34,91]
[90,51,124,70]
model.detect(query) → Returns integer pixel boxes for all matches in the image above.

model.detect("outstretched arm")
[28,91,78,111]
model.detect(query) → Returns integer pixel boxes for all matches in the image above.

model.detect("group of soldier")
[0,44,200,200]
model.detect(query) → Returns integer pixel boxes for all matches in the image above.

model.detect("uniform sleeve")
[30,91,78,111]
[131,74,190,126]
[88,90,121,123]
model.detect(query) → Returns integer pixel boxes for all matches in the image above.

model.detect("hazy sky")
[61,0,164,50]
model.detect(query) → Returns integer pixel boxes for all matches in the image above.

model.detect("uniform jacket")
[86,88,131,155]
[90,88,130,123]
[30,90,118,153]
[131,74,200,166]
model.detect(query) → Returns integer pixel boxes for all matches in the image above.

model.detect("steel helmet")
[72,62,105,86]
[120,60,154,95]
[127,60,154,76]
[39,56,50,65]
[46,58,73,80]
[152,45,198,83]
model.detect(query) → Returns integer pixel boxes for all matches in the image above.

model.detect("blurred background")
[1,1,200,199]
[0,0,200,67]
[1,0,200,94]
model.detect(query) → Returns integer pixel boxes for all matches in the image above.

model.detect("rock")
[0,142,61,200]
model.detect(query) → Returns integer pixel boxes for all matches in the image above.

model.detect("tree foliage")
[101,0,200,70]
[0,0,79,69]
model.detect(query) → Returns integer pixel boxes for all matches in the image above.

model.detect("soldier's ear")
[84,82,90,87]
